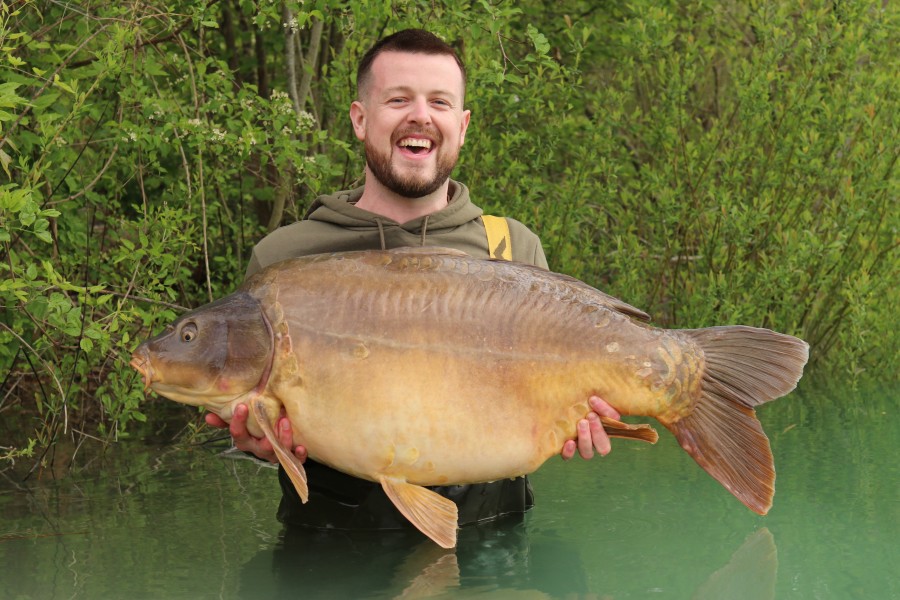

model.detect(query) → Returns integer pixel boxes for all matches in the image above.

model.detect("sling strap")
[482,215,512,261]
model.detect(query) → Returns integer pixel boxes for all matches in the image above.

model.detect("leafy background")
[1,0,897,473]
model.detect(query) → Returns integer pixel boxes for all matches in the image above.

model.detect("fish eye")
[181,323,198,343]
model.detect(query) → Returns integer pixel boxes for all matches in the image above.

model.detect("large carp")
[130,247,809,548]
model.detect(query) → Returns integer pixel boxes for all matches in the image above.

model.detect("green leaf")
[27,296,49,319]
[0,148,10,178]
[53,76,75,94]
[31,92,60,111]
[526,25,551,56]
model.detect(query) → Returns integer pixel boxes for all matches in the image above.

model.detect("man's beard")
[364,134,458,199]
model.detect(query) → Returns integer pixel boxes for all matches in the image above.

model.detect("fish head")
[130,292,274,412]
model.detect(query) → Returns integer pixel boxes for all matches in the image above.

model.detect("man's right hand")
[205,403,307,464]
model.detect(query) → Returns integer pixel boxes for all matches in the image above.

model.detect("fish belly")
[258,250,697,485]
[280,336,604,485]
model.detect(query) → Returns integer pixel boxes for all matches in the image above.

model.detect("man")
[207,29,620,530]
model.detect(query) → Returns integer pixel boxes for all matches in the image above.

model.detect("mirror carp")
[131,247,809,548]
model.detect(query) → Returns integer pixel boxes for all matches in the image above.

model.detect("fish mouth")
[129,349,153,391]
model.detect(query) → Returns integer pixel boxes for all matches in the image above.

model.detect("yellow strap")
[482,215,512,261]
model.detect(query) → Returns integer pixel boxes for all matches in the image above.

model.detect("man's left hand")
[561,395,621,460]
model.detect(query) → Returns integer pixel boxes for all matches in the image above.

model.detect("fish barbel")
[130,247,809,548]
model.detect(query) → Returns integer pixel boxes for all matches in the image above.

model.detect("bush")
[1,0,896,470]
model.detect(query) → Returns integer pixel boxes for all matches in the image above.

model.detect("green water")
[1,380,896,599]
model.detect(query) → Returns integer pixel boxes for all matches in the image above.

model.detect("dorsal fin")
[378,247,652,322]
[386,246,469,257]
[507,263,652,322]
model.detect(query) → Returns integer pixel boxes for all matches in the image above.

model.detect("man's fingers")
[561,396,621,461]
[561,439,577,461]
[588,412,611,456]
[223,403,275,462]
[589,395,621,420]
[278,417,293,448]
[275,415,308,463]
[205,412,228,429]
[577,418,594,459]
[229,403,250,438]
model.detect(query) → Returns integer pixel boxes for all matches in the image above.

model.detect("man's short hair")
[356,29,466,99]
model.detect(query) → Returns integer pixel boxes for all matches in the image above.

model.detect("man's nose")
[406,97,432,125]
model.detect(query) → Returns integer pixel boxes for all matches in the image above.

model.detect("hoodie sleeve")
[507,218,549,269]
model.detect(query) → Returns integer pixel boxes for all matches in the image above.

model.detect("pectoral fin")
[250,398,309,503]
[380,476,458,549]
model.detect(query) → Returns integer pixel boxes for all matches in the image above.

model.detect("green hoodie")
[246,180,547,277]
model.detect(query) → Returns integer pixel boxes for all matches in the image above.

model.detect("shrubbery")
[1,0,896,469]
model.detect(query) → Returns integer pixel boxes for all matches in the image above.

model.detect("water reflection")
[239,514,594,599]
[693,529,776,600]
[239,519,778,599]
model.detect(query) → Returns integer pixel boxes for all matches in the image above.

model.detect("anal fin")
[380,476,458,549]
[251,398,309,503]
[600,416,659,443]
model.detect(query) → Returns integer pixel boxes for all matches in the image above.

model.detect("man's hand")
[561,395,621,460]
[204,403,307,464]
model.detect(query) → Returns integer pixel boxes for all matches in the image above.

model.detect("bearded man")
[208,29,621,531]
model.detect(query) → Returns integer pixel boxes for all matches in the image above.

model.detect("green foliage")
[0,0,896,470]
[548,1,899,377]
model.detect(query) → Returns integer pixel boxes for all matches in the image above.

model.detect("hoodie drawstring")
[373,215,430,249]
[420,215,430,246]
[374,218,387,250]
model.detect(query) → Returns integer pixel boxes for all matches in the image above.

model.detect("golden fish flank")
[130,247,809,549]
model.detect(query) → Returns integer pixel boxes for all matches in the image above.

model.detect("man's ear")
[350,101,366,141]
[458,109,471,146]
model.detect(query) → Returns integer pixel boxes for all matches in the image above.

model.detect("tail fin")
[659,326,809,515]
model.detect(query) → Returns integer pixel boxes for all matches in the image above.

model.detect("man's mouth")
[397,136,434,156]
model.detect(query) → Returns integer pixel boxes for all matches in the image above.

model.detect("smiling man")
[209,29,621,532]
[351,46,470,220]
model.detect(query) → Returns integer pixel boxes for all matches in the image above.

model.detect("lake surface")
[1,380,896,599]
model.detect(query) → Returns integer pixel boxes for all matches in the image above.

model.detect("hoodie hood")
[305,180,483,243]
[245,179,548,278]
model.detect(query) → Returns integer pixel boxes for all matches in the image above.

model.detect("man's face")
[351,51,471,198]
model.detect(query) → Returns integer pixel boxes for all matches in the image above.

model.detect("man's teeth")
[399,138,432,150]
